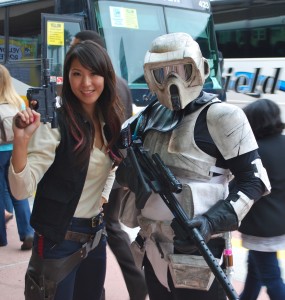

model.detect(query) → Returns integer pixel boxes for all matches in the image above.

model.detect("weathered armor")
[117,32,270,296]
[126,96,269,290]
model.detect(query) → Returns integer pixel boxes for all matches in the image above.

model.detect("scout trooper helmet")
[144,32,210,110]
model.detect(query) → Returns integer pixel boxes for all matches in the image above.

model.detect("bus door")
[41,13,85,93]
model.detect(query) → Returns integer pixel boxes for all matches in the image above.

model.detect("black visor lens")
[152,63,193,84]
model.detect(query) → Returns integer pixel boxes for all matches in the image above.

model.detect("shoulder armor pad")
[207,102,258,160]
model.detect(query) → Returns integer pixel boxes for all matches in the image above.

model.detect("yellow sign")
[47,22,64,46]
[110,6,139,29]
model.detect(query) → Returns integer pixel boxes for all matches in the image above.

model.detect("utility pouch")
[169,254,221,291]
[130,234,146,269]
[119,189,140,228]
[25,271,45,300]
[24,255,58,300]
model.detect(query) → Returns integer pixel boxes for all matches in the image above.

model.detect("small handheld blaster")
[26,58,58,128]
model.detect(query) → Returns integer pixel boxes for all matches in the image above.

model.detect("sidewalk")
[0,217,275,299]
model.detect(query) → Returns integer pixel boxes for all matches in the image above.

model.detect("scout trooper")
[117,32,270,300]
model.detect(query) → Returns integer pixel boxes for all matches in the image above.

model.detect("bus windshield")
[94,0,221,104]
[211,0,285,59]
[211,0,285,117]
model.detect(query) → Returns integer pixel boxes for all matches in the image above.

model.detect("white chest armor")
[141,101,232,221]
[143,101,217,182]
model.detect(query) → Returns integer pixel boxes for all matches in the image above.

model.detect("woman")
[240,98,285,300]
[0,64,34,249]
[9,41,124,300]
[71,30,148,300]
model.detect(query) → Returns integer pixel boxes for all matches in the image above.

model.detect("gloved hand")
[172,200,239,254]
[172,215,213,254]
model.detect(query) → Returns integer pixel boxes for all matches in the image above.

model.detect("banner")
[0,36,38,61]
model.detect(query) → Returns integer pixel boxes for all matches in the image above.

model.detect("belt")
[65,227,107,244]
[70,213,104,228]
[65,231,95,243]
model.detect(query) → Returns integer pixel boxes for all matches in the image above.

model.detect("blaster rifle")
[26,58,58,128]
[127,139,239,300]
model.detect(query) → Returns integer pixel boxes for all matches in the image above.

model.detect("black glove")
[172,215,214,254]
[172,200,239,254]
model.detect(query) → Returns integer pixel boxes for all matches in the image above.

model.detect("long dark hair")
[243,98,285,139]
[61,40,123,163]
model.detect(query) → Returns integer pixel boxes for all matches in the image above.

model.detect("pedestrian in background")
[71,30,148,300]
[0,64,34,250]
[239,98,285,300]
[9,41,123,300]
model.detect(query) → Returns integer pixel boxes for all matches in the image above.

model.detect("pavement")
[1,201,284,299]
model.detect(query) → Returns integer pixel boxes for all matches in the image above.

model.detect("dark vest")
[30,112,90,243]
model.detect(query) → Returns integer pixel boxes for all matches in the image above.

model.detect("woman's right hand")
[12,107,41,174]
[13,107,41,140]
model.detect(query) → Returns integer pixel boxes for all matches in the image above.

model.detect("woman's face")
[69,57,104,113]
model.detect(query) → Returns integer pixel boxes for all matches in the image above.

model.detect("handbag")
[0,103,18,144]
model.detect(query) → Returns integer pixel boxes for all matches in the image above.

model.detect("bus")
[0,0,222,112]
[211,0,285,118]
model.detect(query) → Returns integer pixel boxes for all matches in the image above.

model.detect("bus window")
[212,0,285,59]
[211,0,285,118]
[2,1,53,87]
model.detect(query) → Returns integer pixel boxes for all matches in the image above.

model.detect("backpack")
[0,103,18,145]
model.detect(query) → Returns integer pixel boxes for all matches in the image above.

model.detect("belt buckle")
[91,216,97,228]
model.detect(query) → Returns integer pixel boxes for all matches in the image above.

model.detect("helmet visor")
[152,63,193,85]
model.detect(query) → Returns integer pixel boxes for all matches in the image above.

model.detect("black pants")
[102,187,148,300]
[143,238,227,300]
